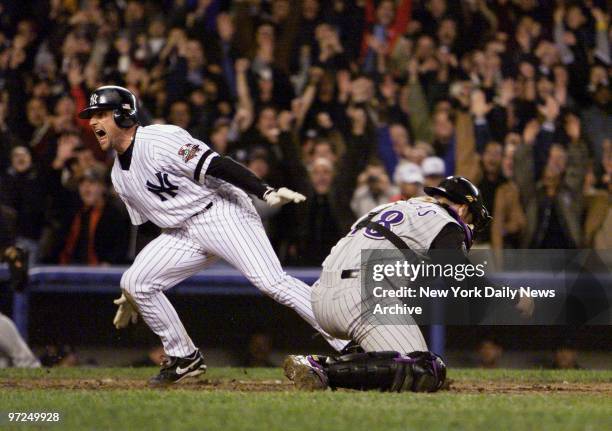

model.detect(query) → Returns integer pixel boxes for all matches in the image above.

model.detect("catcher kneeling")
[284,176,492,393]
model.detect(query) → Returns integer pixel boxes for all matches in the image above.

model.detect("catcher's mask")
[424,176,492,233]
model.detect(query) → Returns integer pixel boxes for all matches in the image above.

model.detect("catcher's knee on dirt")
[325,351,446,392]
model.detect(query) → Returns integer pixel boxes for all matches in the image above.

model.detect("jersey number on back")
[146,172,179,201]
[349,210,405,239]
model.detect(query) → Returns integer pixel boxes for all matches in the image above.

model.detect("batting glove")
[263,187,306,207]
[113,293,139,329]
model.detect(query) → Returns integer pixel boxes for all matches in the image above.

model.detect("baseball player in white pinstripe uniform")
[78,86,347,385]
[284,177,493,392]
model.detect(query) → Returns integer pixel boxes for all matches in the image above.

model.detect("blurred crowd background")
[0,0,610,269]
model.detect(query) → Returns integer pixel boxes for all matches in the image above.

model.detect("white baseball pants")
[121,192,347,357]
[312,271,427,353]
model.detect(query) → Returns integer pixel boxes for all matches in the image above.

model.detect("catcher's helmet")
[424,176,492,232]
[78,85,138,128]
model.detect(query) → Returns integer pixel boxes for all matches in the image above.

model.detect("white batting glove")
[263,187,306,207]
[113,293,139,329]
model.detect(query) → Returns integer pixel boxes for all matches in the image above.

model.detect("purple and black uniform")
[312,197,467,354]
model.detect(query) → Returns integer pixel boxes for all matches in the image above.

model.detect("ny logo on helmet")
[146,172,179,201]
[90,93,98,105]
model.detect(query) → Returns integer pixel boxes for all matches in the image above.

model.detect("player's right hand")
[113,293,139,329]
[263,187,306,207]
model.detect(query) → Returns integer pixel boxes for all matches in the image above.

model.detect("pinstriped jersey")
[111,124,225,228]
[321,196,460,271]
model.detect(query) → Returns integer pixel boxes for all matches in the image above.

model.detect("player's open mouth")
[94,128,108,144]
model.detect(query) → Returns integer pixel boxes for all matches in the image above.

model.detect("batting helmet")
[424,176,492,232]
[78,85,138,128]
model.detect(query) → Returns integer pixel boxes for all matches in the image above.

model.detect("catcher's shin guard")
[325,351,446,392]
[406,351,447,392]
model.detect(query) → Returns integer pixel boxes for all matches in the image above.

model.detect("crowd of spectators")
[0,0,610,268]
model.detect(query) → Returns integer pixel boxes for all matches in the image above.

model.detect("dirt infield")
[448,380,612,394]
[2,378,611,394]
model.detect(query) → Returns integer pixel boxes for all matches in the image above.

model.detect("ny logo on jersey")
[146,172,179,201]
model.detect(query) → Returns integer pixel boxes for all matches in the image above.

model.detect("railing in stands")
[2,265,610,357]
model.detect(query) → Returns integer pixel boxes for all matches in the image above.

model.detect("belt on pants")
[189,201,214,219]
[341,269,360,279]
[320,269,360,285]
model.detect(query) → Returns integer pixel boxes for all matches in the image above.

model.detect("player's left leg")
[284,277,433,391]
[189,195,348,352]
[313,275,428,353]
[351,301,429,353]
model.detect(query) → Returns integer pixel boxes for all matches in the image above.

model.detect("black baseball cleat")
[148,349,207,387]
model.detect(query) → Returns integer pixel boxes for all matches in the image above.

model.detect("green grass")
[3,366,611,382]
[449,368,612,383]
[1,368,611,431]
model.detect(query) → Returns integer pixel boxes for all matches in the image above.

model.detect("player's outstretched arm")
[206,156,306,207]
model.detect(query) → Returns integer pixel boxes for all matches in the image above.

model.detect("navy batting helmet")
[424,176,492,232]
[78,85,138,128]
